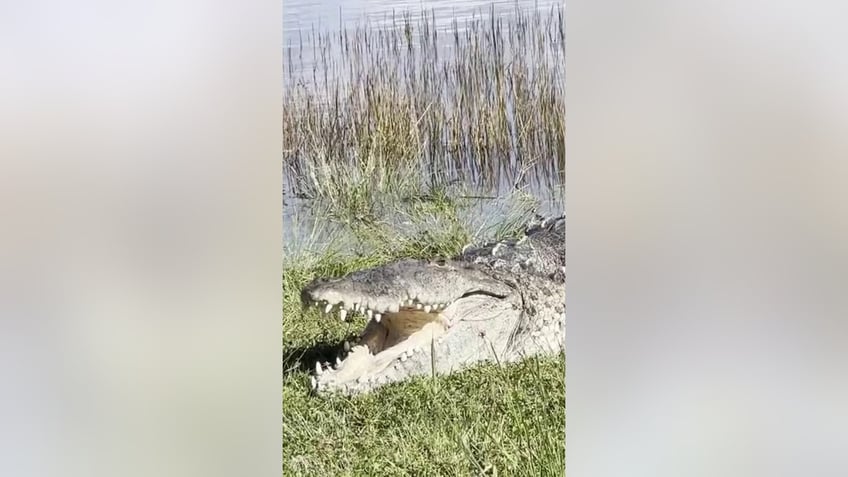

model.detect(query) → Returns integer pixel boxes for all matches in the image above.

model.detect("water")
[284,0,562,36]
[284,0,565,259]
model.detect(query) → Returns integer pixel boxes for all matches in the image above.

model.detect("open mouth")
[303,294,457,391]
[298,259,518,393]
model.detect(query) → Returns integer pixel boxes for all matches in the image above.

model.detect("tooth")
[424,305,432,313]
[314,362,322,375]
[324,303,333,313]
[374,313,382,322]
[310,376,317,389]
[343,341,351,352]
[335,356,342,366]
[339,309,347,321]
[416,303,423,310]
[366,309,373,319]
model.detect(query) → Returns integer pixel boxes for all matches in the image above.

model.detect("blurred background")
[568,1,848,475]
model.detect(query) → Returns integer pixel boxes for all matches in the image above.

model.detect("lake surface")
[284,0,565,260]
[284,0,563,35]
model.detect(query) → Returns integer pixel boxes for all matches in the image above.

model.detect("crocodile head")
[300,258,525,394]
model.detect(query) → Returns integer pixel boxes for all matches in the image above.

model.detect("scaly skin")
[300,216,565,395]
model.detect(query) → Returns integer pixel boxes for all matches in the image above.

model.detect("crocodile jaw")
[302,288,517,393]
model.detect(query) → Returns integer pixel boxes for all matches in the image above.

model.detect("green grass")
[283,218,565,476]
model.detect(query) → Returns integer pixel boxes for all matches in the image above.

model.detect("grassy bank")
[282,221,565,476]
[283,4,565,220]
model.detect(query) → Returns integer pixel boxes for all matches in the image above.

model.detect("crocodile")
[300,216,565,395]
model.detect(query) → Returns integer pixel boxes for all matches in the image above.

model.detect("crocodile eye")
[434,258,447,266]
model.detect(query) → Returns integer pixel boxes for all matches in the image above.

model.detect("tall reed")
[283,4,565,214]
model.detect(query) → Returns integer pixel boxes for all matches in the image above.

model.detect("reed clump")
[283,4,565,218]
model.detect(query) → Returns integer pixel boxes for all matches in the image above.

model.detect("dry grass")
[283,4,565,217]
